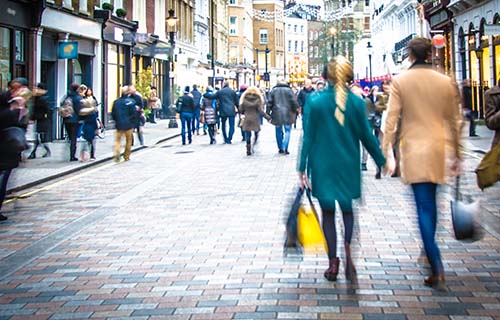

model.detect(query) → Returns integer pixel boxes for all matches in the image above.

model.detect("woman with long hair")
[297,56,386,282]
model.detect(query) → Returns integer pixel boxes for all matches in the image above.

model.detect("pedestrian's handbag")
[0,127,28,155]
[200,111,205,123]
[238,114,245,128]
[451,176,480,241]
[284,187,327,255]
[176,98,183,113]
[475,142,500,190]
[58,96,74,118]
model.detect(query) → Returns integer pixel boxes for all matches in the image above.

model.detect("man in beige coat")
[383,38,462,290]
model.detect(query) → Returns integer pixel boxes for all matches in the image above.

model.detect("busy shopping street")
[0,121,498,320]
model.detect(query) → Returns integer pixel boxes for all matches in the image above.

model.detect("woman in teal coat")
[298,56,386,282]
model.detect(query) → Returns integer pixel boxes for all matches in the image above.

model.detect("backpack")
[58,96,74,118]
[176,97,183,113]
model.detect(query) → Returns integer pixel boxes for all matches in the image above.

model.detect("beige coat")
[382,65,462,184]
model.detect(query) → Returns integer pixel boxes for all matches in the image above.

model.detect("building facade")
[284,14,308,87]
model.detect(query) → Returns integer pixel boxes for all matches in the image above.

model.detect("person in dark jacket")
[484,79,500,149]
[462,79,477,137]
[80,87,99,161]
[28,82,52,159]
[0,78,30,221]
[128,85,145,146]
[297,79,315,114]
[200,86,218,144]
[215,82,239,144]
[237,84,248,141]
[268,77,299,154]
[63,83,83,161]
[111,86,137,162]
[177,86,196,145]
[239,86,271,155]
[191,84,202,135]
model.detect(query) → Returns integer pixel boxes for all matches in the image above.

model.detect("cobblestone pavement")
[0,122,498,320]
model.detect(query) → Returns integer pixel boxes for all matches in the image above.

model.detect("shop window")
[0,27,10,91]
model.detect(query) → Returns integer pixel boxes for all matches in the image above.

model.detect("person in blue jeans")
[214,82,239,144]
[267,77,299,154]
[177,86,195,145]
[383,38,461,291]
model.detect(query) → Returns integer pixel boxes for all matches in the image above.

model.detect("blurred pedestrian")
[373,79,391,179]
[298,56,386,282]
[268,77,299,154]
[0,78,30,221]
[201,86,217,144]
[128,85,145,146]
[215,82,239,144]
[63,83,83,161]
[147,87,159,124]
[383,37,462,290]
[28,82,51,159]
[79,87,99,161]
[316,80,325,91]
[485,78,500,149]
[191,84,202,135]
[462,79,477,137]
[177,86,195,145]
[111,86,137,162]
[237,84,248,141]
[297,79,315,115]
[239,86,271,156]
[350,82,375,171]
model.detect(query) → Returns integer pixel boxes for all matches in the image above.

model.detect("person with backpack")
[60,83,82,161]
[176,86,195,145]
[191,84,202,135]
[200,86,217,144]
[111,86,137,162]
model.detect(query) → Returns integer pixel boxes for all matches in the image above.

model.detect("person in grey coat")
[267,78,299,154]
[239,86,271,155]
[215,82,239,144]
[201,86,218,144]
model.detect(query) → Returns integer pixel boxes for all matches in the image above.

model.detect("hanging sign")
[58,41,78,59]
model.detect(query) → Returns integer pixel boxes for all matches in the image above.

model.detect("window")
[288,40,291,52]
[0,27,11,91]
[229,0,236,4]
[301,41,304,53]
[288,24,291,31]
[294,25,297,33]
[229,16,237,35]
[62,0,72,8]
[294,40,298,53]
[300,25,304,33]
[79,0,88,12]
[259,29,268,44]
[365,0,370,6]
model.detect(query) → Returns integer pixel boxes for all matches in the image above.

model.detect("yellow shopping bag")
[297,191,327,254]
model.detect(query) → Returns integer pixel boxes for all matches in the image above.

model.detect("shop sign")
[58,41,78,59]
[484,24,500,36]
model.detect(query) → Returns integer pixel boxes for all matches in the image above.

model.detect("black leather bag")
[0,127,27,170]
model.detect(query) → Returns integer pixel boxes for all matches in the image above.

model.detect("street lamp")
[329,26,336,57]
[367,41,373,88]
[165,8,178,126]
[475,46,484,118]
[264,46,270,88]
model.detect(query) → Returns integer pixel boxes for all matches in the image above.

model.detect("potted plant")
[101,2,114,11]
[116,8,127,18]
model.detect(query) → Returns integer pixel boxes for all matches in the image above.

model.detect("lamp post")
[264,46,270,88]
[475,47,484,118]
[367,41,373,88]
[329,26,336,57]
[165,8,178,126]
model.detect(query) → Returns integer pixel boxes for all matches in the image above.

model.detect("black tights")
[321,206,354,259]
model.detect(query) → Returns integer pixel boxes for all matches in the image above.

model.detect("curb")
[7,133,181,195]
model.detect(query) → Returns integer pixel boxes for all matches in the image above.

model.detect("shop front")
[40,6,102,139]
[425,0,453,75]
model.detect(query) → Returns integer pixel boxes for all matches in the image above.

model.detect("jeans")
[114,129,133,161]
[64,122,79,160]
[192,108,201,133]
[275,125,292,151]
[0,169,12,211]
[221,116,235,143]
[180,112,194,144]
[411,182,443,275]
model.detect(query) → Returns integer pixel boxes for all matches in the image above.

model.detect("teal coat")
[298,86,386,210]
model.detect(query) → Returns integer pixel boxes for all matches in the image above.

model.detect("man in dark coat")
[462,79,477,137]
[191,84,202,135]
[177,86,195,145]
[215,82,239,144]
[63,83,83,161]
[0,78,30,221]
[128,85,145,146]
[111,86,137,161]
[268,77,299,154]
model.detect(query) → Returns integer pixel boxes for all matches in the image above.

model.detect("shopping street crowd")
[1,37,499,294]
